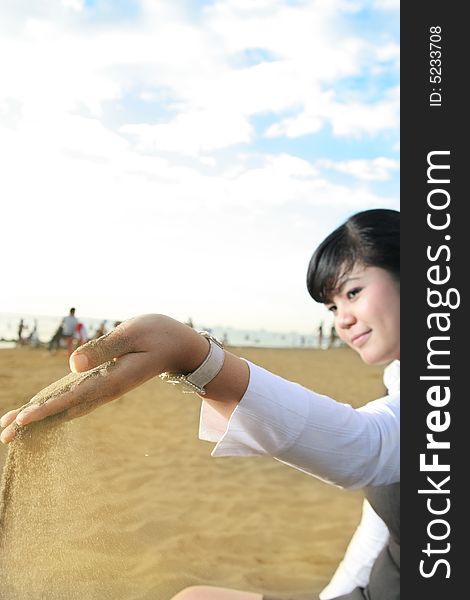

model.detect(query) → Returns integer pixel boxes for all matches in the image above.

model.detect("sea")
[0,312,330,350]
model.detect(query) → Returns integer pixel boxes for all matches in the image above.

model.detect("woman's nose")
[336,308,356,329]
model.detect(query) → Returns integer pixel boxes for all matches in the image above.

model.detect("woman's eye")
[347,287,361,300]
[327,305,337,313]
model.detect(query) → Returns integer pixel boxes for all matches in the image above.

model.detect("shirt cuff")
[199,359,310,457]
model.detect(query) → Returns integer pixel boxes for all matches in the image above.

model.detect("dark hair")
[306,209,400,303]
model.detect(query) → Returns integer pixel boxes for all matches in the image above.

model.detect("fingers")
[1,390,78,444]
[69,322,134,373]
[1,350,157,444]
[1,314,170,444]
[15,362,119,428]
[0,408,22,429]
[1,406,31,444]
[0,422,19,444]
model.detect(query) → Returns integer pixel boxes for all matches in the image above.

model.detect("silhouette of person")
[330,324,338,348]
[94,321,107,339]
[27,320,39,347]
[48,320,64,353]
[61,308,78,356]
[17,319,25,345]
[75,322,88,347]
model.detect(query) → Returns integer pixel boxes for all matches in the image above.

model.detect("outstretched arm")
[0,314,249,444]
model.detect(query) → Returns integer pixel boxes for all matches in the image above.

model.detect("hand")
[0,314,207,444]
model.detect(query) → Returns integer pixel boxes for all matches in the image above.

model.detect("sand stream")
[0,364,131,600]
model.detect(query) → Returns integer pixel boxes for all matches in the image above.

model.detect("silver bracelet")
[159,331,225,395]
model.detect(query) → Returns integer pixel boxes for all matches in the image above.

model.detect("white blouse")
[199,360,400,490]
[199,359,400,597]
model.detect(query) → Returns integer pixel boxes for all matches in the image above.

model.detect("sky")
[0,0,399,333]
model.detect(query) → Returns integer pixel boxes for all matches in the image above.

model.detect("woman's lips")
[351,330,372,347]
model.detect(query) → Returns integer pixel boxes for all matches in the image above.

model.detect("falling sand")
[0,362,133,600]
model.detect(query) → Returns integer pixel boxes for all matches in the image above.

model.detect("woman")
[0,209,400,600]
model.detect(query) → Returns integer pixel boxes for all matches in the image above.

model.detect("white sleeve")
[199,360,400,489]
[319,499,389,599]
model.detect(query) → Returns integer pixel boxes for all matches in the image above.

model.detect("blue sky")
[0,0,399,332]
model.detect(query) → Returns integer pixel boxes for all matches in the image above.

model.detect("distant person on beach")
[74,322,88,347]
[27,320,40,347]
[329,324,338,349]
[48,320,64,353]
[61,308,78,356]
[1,210,400,600]
[317,322,324,349]
[17,319,25,345]
[93,320,107,339]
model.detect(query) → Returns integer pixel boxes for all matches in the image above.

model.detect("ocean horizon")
[0,312,337,350]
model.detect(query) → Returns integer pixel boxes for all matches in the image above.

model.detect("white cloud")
[327,85,399,137]
[0,0,399,144]
[373,0,400,9]
[318,157,399,181]
[0,0,399,330]
[121,109,253,154]
[375,42,400,62]
[1,132,397,328]
[266,84,399,139]
[61,0,84,12]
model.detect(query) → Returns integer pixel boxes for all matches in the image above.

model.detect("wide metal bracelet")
[159,372,206,394]
[159,331,225,395]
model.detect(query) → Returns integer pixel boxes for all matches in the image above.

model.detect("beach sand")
[0,345,385,600]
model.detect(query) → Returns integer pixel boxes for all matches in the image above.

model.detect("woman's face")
[326,265,400,365]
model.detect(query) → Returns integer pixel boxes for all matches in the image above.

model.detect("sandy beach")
[0,345,385,600]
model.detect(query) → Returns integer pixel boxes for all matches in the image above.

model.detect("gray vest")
[333,483,400,600]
